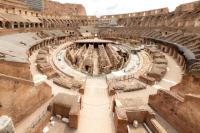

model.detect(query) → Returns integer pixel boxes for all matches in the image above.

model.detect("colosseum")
[0,0,200,133]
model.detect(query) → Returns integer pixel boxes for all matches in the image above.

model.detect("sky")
[54,0,197,16]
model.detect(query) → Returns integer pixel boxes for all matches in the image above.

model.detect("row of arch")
[0,18,97,30]
[39,18,97,29]
[28,35,78,56]
[0,21,42,29]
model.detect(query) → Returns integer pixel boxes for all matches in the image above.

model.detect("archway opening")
[0,21,3,28]
[19,22,24,28]
[5,21,11,29]
[14,22,18,28]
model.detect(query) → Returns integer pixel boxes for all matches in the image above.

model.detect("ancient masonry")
[0,0,200,133]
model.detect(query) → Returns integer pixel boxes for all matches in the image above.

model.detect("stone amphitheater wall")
[175,1,200,12]
[149,88,200,133]
[0,77,52,125]
[43,0,86,16]
[0,60,32,80]
[171,74,200,96]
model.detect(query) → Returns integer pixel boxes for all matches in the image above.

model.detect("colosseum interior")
[0,0,200,133]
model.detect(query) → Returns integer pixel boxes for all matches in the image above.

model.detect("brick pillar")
[2,22,5,28]
[11,22,14,29]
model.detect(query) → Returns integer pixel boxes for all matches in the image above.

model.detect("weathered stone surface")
[149,88,200,133]
[108,79,146,95]
[171,74,200,96]
[65,40,129,75]
[0,77,52,125]
[53,75,84,92]
[43,0,86,16]
[0,116,14,133]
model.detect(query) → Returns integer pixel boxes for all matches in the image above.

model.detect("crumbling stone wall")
[0,77,52,125]
[113,1,200,33]
[149,89,200,133]
[43,0,86,16]
[171,74,200,96]
[175,1,200,12]
[0,60,32,80]
[100,8,169,19]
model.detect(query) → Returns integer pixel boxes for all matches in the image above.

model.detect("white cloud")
[54,0,197,16]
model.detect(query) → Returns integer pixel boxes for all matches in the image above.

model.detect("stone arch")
[19,22,24,28]
[0,21,3,28]
[35,23,39,28]
[25,22,29,28]
[13,22,18,28]
[30,23,34,28]
[39,23,43,28]
[5,21,11,28]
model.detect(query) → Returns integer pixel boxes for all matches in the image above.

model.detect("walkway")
[153,53,183,89]
[76,76,115,133]
[47,76,116,133]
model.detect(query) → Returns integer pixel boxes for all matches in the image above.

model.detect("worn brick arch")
[39,23,43,28]
[13,22,18,28]
[19,22,24,28]
[30,23,34,28]
[0,21,3,28]
[5,21,11,29]
[35,23,39,28]
[25,22,29,28]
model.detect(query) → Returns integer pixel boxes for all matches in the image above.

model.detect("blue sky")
[54,0,197,16]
